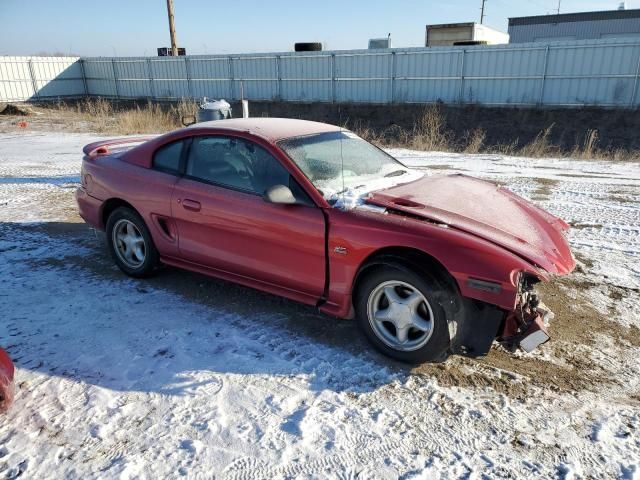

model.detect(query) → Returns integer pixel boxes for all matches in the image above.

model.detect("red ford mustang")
[76,118,574,363]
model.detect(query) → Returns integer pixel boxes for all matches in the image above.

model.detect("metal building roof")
[509,9,640,27]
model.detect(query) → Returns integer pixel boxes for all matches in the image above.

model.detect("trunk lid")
[365,174,575,275]
[82,136,156,158]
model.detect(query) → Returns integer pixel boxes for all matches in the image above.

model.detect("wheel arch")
[101,198,138,228]
[352,246,461,303]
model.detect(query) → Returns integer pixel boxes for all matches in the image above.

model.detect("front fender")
[321,208,543,318]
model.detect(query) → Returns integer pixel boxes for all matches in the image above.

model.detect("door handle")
[182,199,201,212]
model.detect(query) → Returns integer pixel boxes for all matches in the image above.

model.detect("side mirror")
[263,184,297,205]
[181,115,196,126]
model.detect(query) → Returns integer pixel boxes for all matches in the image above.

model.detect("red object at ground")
[0,348,15,413]
[16,120,28,128]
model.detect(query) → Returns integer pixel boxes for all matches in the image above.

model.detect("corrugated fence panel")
[279,54,332,102]
[2,40,640,106]
[187,57,232,100]
[335,52,392,103]
[394,50,461,103]
[83,60,117,96]
[0,56,82,101]
[149,58,189,98]
[544,42,640,105]
[231,56,277,100]
[31,58,84,98]
[113,59,150,98]
[0,57,35,101]
[463,46,546,104]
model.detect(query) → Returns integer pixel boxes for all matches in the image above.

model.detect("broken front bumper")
[499,302,554,353]
[451,283,554,358]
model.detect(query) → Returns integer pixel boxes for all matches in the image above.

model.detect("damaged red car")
[76,118,574,363]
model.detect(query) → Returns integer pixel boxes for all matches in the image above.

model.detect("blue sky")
[1,0,638,56]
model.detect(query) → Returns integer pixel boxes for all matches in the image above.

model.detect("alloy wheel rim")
[367,280,434,352]
[112,219,146,268]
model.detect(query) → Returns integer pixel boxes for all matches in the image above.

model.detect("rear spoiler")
[82,136,156,158]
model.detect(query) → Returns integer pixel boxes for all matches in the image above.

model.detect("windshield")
[278,131,423,209]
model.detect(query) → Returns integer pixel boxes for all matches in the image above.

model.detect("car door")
[171,134,326,301]
[134,138,186,258]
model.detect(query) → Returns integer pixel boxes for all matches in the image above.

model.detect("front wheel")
[106,207,159,278]
[355,264,454,363]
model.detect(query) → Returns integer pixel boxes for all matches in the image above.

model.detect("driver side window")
[186,136,291,195]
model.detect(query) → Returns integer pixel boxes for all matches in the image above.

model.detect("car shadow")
[0,174,80,185]
[0,220,412,397]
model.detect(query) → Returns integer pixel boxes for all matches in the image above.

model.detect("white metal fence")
[0,56,85,102]
[2,38,640,107]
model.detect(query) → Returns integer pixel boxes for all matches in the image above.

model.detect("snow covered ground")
[1,132,639,479]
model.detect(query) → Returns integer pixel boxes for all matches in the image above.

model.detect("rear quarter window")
[153,141,183,174]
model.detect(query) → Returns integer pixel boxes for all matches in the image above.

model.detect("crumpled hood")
[365,174,575,275]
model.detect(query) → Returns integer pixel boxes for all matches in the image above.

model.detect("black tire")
[105,207,159,278]
[294,42,322,52]
[355,263,456,364]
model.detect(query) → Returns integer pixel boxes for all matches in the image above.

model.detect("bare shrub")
[345,118,387,146]
[572,128,599,159]
[464,128,486,154]
[75,98,114,132]
[409,105,450,151]
[610,148,638,162]
[493,139,519,156]
[77,97,113,117]
[520,124,556,158]
[174,98,198,119]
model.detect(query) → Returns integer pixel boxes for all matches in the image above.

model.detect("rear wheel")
[106,207,158,277]
[355,264,455,363]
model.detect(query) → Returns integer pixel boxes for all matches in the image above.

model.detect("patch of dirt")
[569,222,604,230]
[574,252,595,272]
[606,194,637,204]
[0,103,37,116]
[556,173,620,179]
[541,278,640,347]
[414,274,640,396]
[531,177,559,198]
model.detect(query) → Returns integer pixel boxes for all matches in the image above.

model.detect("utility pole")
[480,0,487,24]
[556,0,561,14]
[166,0,178,56]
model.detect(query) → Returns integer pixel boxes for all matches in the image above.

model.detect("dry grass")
[351,107,639,161]
[463,128,486,154]
[519,124,557,158]
[571,128,599,159]
[52,98,198,134]
[115,103,177,134]
[406,106,451,151]
[7,98,639,161]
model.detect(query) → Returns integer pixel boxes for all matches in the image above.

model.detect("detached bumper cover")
[0,348,15,414]
[451,300,553,358]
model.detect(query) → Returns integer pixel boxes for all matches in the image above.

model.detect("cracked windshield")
[279,131,423,209]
